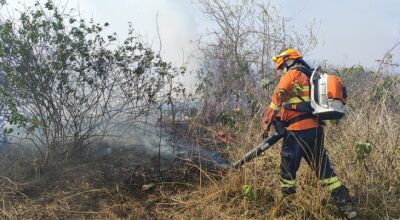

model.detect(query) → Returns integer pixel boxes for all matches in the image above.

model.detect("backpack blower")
[232,67,348,169]
[310,66,347,120]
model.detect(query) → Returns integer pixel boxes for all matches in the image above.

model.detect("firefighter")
[262,49,357,218]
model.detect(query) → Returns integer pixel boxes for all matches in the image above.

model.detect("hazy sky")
[279,0,400,68]
[66,0,400,69]
[3,0,400,73]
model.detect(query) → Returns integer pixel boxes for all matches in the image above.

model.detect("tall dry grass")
[155,74,400,219]
[0,73,398,220]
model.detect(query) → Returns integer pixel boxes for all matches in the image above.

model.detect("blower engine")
[310,67,347,120]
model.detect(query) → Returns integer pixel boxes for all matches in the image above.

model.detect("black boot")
[281,186,296,198]
[280,187,296,206]
[330,186,357,219]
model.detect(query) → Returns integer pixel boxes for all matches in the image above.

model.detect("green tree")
[0,0,184,165]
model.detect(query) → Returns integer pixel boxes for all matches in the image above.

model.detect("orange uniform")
[262,69,318,131]
[265,50,355,218]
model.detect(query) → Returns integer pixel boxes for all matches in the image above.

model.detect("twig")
[0,176,19,187]
[53,209,107,214]
[178,157,218,188]
[64,162,95,172]
[62,188,114,201]
[156,11,162,55]
[166,197,189,206]
[159,182,196,188]
[376,41,400,73]
[0,208,11,219]
[158,106,163,175]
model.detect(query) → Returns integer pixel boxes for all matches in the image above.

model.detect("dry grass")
[0,144,204,219]
[0,77,399,220]
[154,77,400,219]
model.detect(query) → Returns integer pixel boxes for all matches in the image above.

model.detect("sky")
[2,0,400,84]
[278,0,400,68]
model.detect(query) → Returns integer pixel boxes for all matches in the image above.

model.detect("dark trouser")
[280,127,342,195]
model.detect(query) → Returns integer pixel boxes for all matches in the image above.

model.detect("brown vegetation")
[0,1,399,219]
[1,71,399,220]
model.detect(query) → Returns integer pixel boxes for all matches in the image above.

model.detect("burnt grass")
[0,123,226,219]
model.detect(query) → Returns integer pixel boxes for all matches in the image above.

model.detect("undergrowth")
[0,75,399,220]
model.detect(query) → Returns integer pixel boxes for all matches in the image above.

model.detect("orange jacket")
[262,68,319,131]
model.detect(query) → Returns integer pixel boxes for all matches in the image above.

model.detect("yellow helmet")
[272,49,302,70]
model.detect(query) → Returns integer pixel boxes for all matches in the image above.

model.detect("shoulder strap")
[290,65,313,78]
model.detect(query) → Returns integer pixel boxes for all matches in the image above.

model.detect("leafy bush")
[353,142,372,162]
[242,184,256,201]
[0,0,183,164]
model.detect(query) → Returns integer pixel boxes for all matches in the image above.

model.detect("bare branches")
[376,40,400,73]
[195,0,317,121]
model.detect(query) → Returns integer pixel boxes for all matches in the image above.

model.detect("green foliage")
[233,91,240,101]
[242,184,256,201]
[232,107,241,114]
[354,142,372,161]
[249,98,260,114]
[369,76,400,105]
[341,65,365,77]
[261,79,269,90]
[334,65,368,95]
[142,183,156,191]
[0,0,184,163]
[217,111,235,127]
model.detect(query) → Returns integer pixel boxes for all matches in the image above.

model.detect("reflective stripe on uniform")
[320,176,342,191]
[320,176,339,184]
[285,96,311,104]
[269,102,281,111]
[280,178,296,188]
[326,181,342,190]
[278,88,286,98]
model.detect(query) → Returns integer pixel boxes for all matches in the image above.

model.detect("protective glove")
[262,106,280,139]
[261,121,272,139]
[273,117,286,135]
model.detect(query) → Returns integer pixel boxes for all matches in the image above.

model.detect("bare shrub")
[195,0,317,124]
